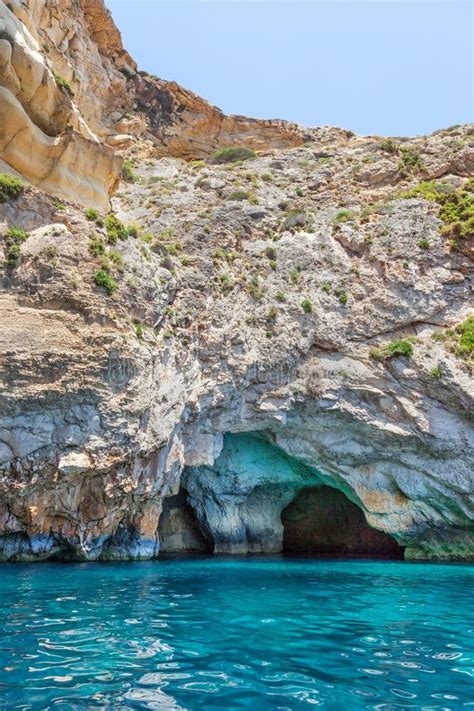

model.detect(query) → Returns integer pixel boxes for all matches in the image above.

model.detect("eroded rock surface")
[0,3,473,562]
[0,0,315,210]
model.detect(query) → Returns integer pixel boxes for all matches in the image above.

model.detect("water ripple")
[0,558,472,709]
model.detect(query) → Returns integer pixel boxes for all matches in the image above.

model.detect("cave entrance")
[281,486,404,559]
[158,488,213,556]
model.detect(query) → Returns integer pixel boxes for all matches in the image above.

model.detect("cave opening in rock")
[158,488,213,556]
[282,485,405,559]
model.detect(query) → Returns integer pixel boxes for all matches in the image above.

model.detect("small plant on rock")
[3,226,28,267]
[334,209,355,224]
[207,146,256,165]
[371,338,414,360]
[85,208,99,221]
[227,190,251,201]
[105,213,129,243]
[379,139,399,155]
[219,272,232,290]
[52,69,73,96]
[0,173,24,203]
[40,245,59,265]
[122,159,138,184]
[290,269,300,285]
[398,147,422,174]
[454,316,474,359]
[88,235,105,257]
[94,267,117,295]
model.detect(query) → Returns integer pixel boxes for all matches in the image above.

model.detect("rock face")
[0,1,122,210]
[0,0,314,210]
[0,2,473,562]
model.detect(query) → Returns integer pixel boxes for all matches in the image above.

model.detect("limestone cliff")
[0,0,313,210]
[0,1,473,562]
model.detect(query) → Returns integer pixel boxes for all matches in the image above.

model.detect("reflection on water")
[0,558,472,709]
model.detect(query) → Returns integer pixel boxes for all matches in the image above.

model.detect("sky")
[105,0,473,137]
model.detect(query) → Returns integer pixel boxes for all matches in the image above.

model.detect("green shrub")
[431,316,473,361]
[418,239,430,250]
[5,227,28,244]
[370,339,415,360]
[207,146,257,165]
[276,290,286,302]
[377,339,414,358]
[321,282,332,293]
[3,227,28,267]
[88,235,105,257]
[267,305,278,320]
[135,322,144,340]
[52,69,73,96]
[108,250,124,270]
[127,223,141,239]
[5,243,21,267]
[122,159,138,184]
[398,147,422,174]
[379,139,399,155]
[85,208,98,221]
[301,298,313,313]
[94,268,117,295]
[334,209,355,224]
[430,367,443,379]
[0,173,24,203]
[400,180,450,202]
[401,178,474,242]
[213,247,227,260]
[248,275,263,300]
[227,190,251,201]
[105,213,129,243]
[219,272,232,289]
[40,245,59,264]
[290,269,300,285]
[337,290,348,304]
[454,315,474,358]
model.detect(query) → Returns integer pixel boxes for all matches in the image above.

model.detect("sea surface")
[0,557,472,709]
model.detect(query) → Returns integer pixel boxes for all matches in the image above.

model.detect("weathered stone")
[0,1,472,563]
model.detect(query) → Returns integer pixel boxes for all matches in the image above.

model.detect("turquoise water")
[0,558,472,709]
